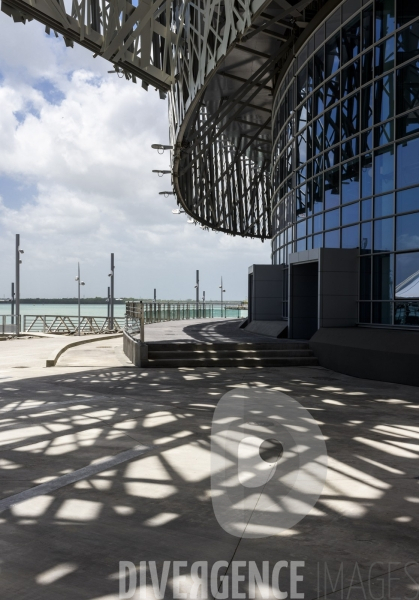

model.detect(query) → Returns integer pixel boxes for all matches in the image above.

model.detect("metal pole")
[110,253,115,330]
[203,291,205,318]
[196,270,199,318]
[220,276,223,318]
[15,234,20,335]
[11,282,15,325]
[78,262,81,336]
[107,286,110,320]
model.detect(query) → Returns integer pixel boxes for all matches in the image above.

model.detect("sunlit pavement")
[0,330,418,599]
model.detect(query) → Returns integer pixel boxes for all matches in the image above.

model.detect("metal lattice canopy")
[1,0,325,239]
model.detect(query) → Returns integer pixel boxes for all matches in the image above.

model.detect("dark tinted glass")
[342,224,360,247]
[375,193,394,217]
[373,253,394,299]
[396,109,419,138]
[362,6,374,49]
[325,33,340,77]
[359,256,371,300]
[375,0,395,41]
[342,201,359,224]
[375,36,395,76]
[341,159,360,203]
[342,60,360,95]
[374,217,394,252]
[325,229,340,247]
[395,252,419,297]
[375,74,394,124]
[325,107,340,147]
[325,76,340,108]
[361,220,372,253]
[342,16,361,64]
[361,86,373,129]
[324,168,340,208]
[396,23,419,65]
[396,212,419,249]
[342,93,360,138]
[374,145,395,194]
[396,60,419,115]
[325,208,340,229]
[396,0,419,28]
[314,48,325,87]
[397,186,419,213]
[374,120,394,146]
[362,197,373,219]
[397,135,419,188]
[342,135,359,161]
[362,50,374,82]
[361,154,373,197]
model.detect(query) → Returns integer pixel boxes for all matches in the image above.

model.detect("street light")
[15,234,24,335]
[75,262,85,336]
[194,270,199,317]
[108,253,115,330]
[219,277,226,318]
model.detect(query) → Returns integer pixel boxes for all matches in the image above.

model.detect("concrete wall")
[289,248,358,339]
[248,264,285,321]
[123,331,148,367]
[310,327,419,387]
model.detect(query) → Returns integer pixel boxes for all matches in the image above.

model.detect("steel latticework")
[1,0,326,240]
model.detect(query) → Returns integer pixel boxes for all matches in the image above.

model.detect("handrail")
[125,301,248,339]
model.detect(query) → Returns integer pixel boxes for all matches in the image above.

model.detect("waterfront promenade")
[0,320,418,598]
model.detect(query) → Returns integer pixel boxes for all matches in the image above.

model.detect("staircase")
[146,342,318,368]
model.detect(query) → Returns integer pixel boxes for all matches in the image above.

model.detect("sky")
[0,13,270,301]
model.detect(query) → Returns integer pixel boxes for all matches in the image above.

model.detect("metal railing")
[22,315,125,335]
[1,315,19,336]
[125,301,248,337]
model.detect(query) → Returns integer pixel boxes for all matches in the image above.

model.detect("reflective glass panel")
[341,159,360,203]
[325,107,340,147]
[375,36,395,76]
[372,302,392,323]
[361,221,372,253]
[361,86,373,129]
[396,212,419,250]
[325,208,340,229]
[342,60,360,96]
[373,253,394,299]
[374,193,394,217]
[395,251,419,298]
[342,202,359,224]
[324,168,340,208]
[313,233,323,248]
[396,22,419,65]
[361,154,373,197]
[342,93,360,138]
[359,256,371,300]
[342,224,359,248]
[362,197,373,220]
[362,50,373,83]
[374,145,394,194]
[342,16,361,64]
[397,186,419,213]
[396,1,419,28]
[325,229,340,248]
[396,60,419,114]
[325,33,340,77]
[375,74,394,124]
[362,6,374,50]
[374,120,394,146]
[394,301,419,324]
[374,217,394,252]
[314,48,325,87]
[375,0,395,41]
[397,135,419,188]
[396,109,419,138]
[342,135,359,161]
[314,213,323,233]
[325,76,339,108]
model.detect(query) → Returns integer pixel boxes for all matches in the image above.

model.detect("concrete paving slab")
[0,334,418,598]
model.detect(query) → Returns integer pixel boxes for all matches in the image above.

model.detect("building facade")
[272,0,419,328]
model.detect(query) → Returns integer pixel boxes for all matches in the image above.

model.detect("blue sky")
[0,13,269,300]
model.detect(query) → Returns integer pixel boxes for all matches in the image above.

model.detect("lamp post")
[219,277,226,318]
[75,262,85,336]
[194,270,199,317]
[107,286,111,320]
[15,234,24,335]
[11,282,15,325]
[202,291,205,317]
[108,253,115,330]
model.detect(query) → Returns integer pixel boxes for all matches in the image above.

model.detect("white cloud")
[0,12,269,300]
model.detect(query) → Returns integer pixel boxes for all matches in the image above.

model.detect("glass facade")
[271,0,419,326]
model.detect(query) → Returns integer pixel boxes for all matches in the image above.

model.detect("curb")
[46,333,123,367]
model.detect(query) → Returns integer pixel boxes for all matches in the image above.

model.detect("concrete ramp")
[245,321,288,338]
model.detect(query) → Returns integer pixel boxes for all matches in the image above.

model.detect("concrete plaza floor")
[0,321,418,599]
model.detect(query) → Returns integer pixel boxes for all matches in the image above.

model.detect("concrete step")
[148,349,315,359]
[147,341,310,352]
[146,356,319,368]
